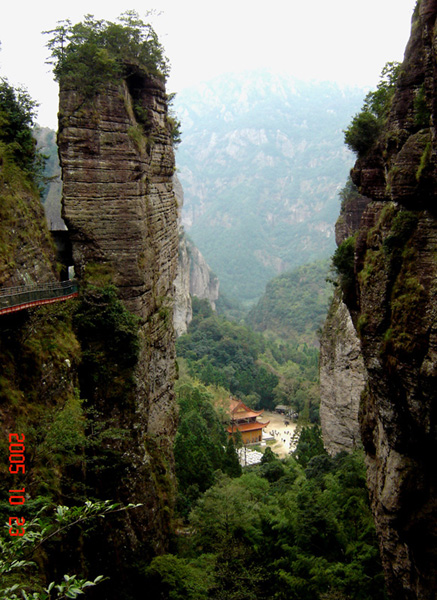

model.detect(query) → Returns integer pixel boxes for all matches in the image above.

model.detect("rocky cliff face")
[320,183,369,455]
[174,234,220,336]
[321,2,437,597]
[187,239,220,307]
[320,290,366,455]
[173,174,220,336]
[58,71,179,584]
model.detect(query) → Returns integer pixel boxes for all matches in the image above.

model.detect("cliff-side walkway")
[0,280,78,315]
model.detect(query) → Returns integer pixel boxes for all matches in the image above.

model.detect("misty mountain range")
[174,70,365,306]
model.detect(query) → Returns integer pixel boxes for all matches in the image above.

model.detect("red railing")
[0,281,78,315]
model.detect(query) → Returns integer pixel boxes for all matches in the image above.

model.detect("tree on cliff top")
[344,61,401,156]
[44,11,170,95]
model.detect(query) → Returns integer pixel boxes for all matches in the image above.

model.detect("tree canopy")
[0,77,40,175]
[176,299,279,409]
[44,11,170,95]
[146,451,386,600]
[344,61,401,156]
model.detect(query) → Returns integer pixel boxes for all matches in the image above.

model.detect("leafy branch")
[1,500,142,600]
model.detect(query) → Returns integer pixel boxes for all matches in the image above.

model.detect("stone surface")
[174,234,220,336]
[335,190,371,246]
[58,72,179,576]
[187,240,219,307]
[173,174,220,336]
[320,291,366,455]
[320,181,370,456]
[174,231,193,337]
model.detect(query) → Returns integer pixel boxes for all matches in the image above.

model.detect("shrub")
[332,236,356,291]
[344,111,380,156]
[0,79,44,179]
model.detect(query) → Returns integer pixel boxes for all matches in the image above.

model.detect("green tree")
[293,425,327,468]
[176,305,279,408]
[0,78,42,176]
[145,554,214,600]
[344,61,401,156]
[344,111,380,157]
[174,381,229,515]
[331,236,356,299]
[223,437,242,478]
[150,451,385,600]
[44,11,169,96]
[189,473,268,555]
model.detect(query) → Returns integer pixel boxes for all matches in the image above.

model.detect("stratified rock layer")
[58,72,179,580]
[323,2,437,598]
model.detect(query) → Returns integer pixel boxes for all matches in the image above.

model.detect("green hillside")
[174,70,364,306]
[247,259,333,345]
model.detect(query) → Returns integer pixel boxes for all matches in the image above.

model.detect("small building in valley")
[226,397,270,445]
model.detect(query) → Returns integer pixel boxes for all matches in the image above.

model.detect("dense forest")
[177,297,321,421]
[247,258,333,345]
[153,375,387,600]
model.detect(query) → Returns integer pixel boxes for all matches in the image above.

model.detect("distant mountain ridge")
[174,70,365,306]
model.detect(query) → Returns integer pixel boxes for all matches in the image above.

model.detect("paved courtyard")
[262,410,298,458]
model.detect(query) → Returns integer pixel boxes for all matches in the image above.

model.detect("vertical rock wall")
[58,71,179,584]
[320,184,370,455]
[319,290,366,455]
[173,234,220,336]
[322,2,437,597]
[173,174,220,336]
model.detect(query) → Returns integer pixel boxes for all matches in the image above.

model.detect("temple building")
[226,397,270,445]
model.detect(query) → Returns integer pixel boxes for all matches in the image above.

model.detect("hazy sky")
[1,0,417,129]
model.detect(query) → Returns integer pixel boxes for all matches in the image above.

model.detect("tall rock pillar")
[57,70,179,592]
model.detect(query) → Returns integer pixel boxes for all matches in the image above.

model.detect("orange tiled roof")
[229,397,264,420]
[227,420,270,433]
